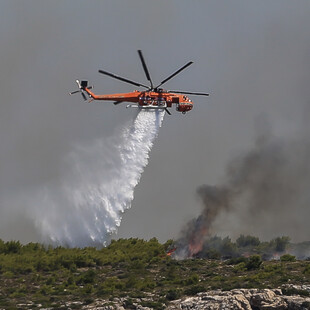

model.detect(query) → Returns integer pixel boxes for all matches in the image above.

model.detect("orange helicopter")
[70,50,209,115]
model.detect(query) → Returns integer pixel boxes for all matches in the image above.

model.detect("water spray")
[32,110,165,247]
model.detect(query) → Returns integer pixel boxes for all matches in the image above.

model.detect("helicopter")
[70,50,209,115]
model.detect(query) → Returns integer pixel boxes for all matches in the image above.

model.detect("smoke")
[176,114,310,258]
[8,110,164,247]
[175,186,231,258]
[2,1,310,244]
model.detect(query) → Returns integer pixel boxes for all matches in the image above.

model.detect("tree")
[274,236,290,252]
[236,235,260,248]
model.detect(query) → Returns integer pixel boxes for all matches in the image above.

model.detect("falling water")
[31,110,165,247]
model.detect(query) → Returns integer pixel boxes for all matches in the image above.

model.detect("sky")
[1,1,310,244]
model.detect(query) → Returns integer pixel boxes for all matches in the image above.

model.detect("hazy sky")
[1,1,310,244]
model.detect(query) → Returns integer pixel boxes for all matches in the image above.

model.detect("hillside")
[0,238,310,309]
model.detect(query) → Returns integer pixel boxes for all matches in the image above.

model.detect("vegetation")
[280,254,296,262]
[0,237,309,308]
[197,235,293,260]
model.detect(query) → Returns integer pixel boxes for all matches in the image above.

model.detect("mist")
[1,1,310,244]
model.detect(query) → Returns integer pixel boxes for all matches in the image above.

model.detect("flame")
[187,216,209,257]
[271,252,281,260]
[166,247,177,256]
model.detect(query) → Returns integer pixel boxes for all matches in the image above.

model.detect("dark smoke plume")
[175,116,310,258]
[175,186,232,258]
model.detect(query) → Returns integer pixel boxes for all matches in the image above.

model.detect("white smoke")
[27,109,165,247]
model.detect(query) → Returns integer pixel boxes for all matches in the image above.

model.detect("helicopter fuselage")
[84,88,193,114]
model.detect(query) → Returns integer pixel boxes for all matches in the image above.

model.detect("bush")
[282,287,310,297]
[141,300,164,310]
[303,264,310,275]
[123,298,135,308]
[245,255,262,270]
[280,254,296,262]
[184,285,205,296]
[2,241,22,254]
[183,274,199,286]
[227,257,248,265]
[82,284,93,295]
[233,262,246,272]
[76,269,96,285]
[205,249,221,260]
[166,289,181,301]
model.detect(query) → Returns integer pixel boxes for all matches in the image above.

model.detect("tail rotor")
[69,80,92,101]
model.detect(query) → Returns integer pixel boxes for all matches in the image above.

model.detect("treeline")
[0,234,306,279]
[0,237,168,275]
[0,234,308,276]
[194,235,295,260]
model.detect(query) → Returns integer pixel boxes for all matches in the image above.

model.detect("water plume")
[27,110,165,247]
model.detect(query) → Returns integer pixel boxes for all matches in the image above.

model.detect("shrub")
[183,274,199,286]
[82,284,93,295]
[2,271,14,278]
[227,257,248,265]
[3,241,22,254]
[205,249,221,260]
[80,269,96,284]
[184,285,205,296]
[233,262,246,272]
[282,287,310,297]
[141,300,164,310]
[280,254,296,262]
[245,255,262,270]
[303,264,310,275]
[166,289,181,301]
[123,298,134,308]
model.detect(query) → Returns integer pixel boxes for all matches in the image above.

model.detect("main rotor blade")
[98,69,149,89]
[168,90,209,96]
[156,61,193,88]
[138,50,153,89]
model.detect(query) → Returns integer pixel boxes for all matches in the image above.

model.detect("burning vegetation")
[174,234,310,261]
[174,120,310,259]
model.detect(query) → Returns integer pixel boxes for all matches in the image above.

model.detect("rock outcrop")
[168,285,310,310]
[76,285,310,309]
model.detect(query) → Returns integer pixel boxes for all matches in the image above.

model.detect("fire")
[271,252,281,260]
[166,247,177,256]
[174,186,231,259]
[187,216,209,257]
